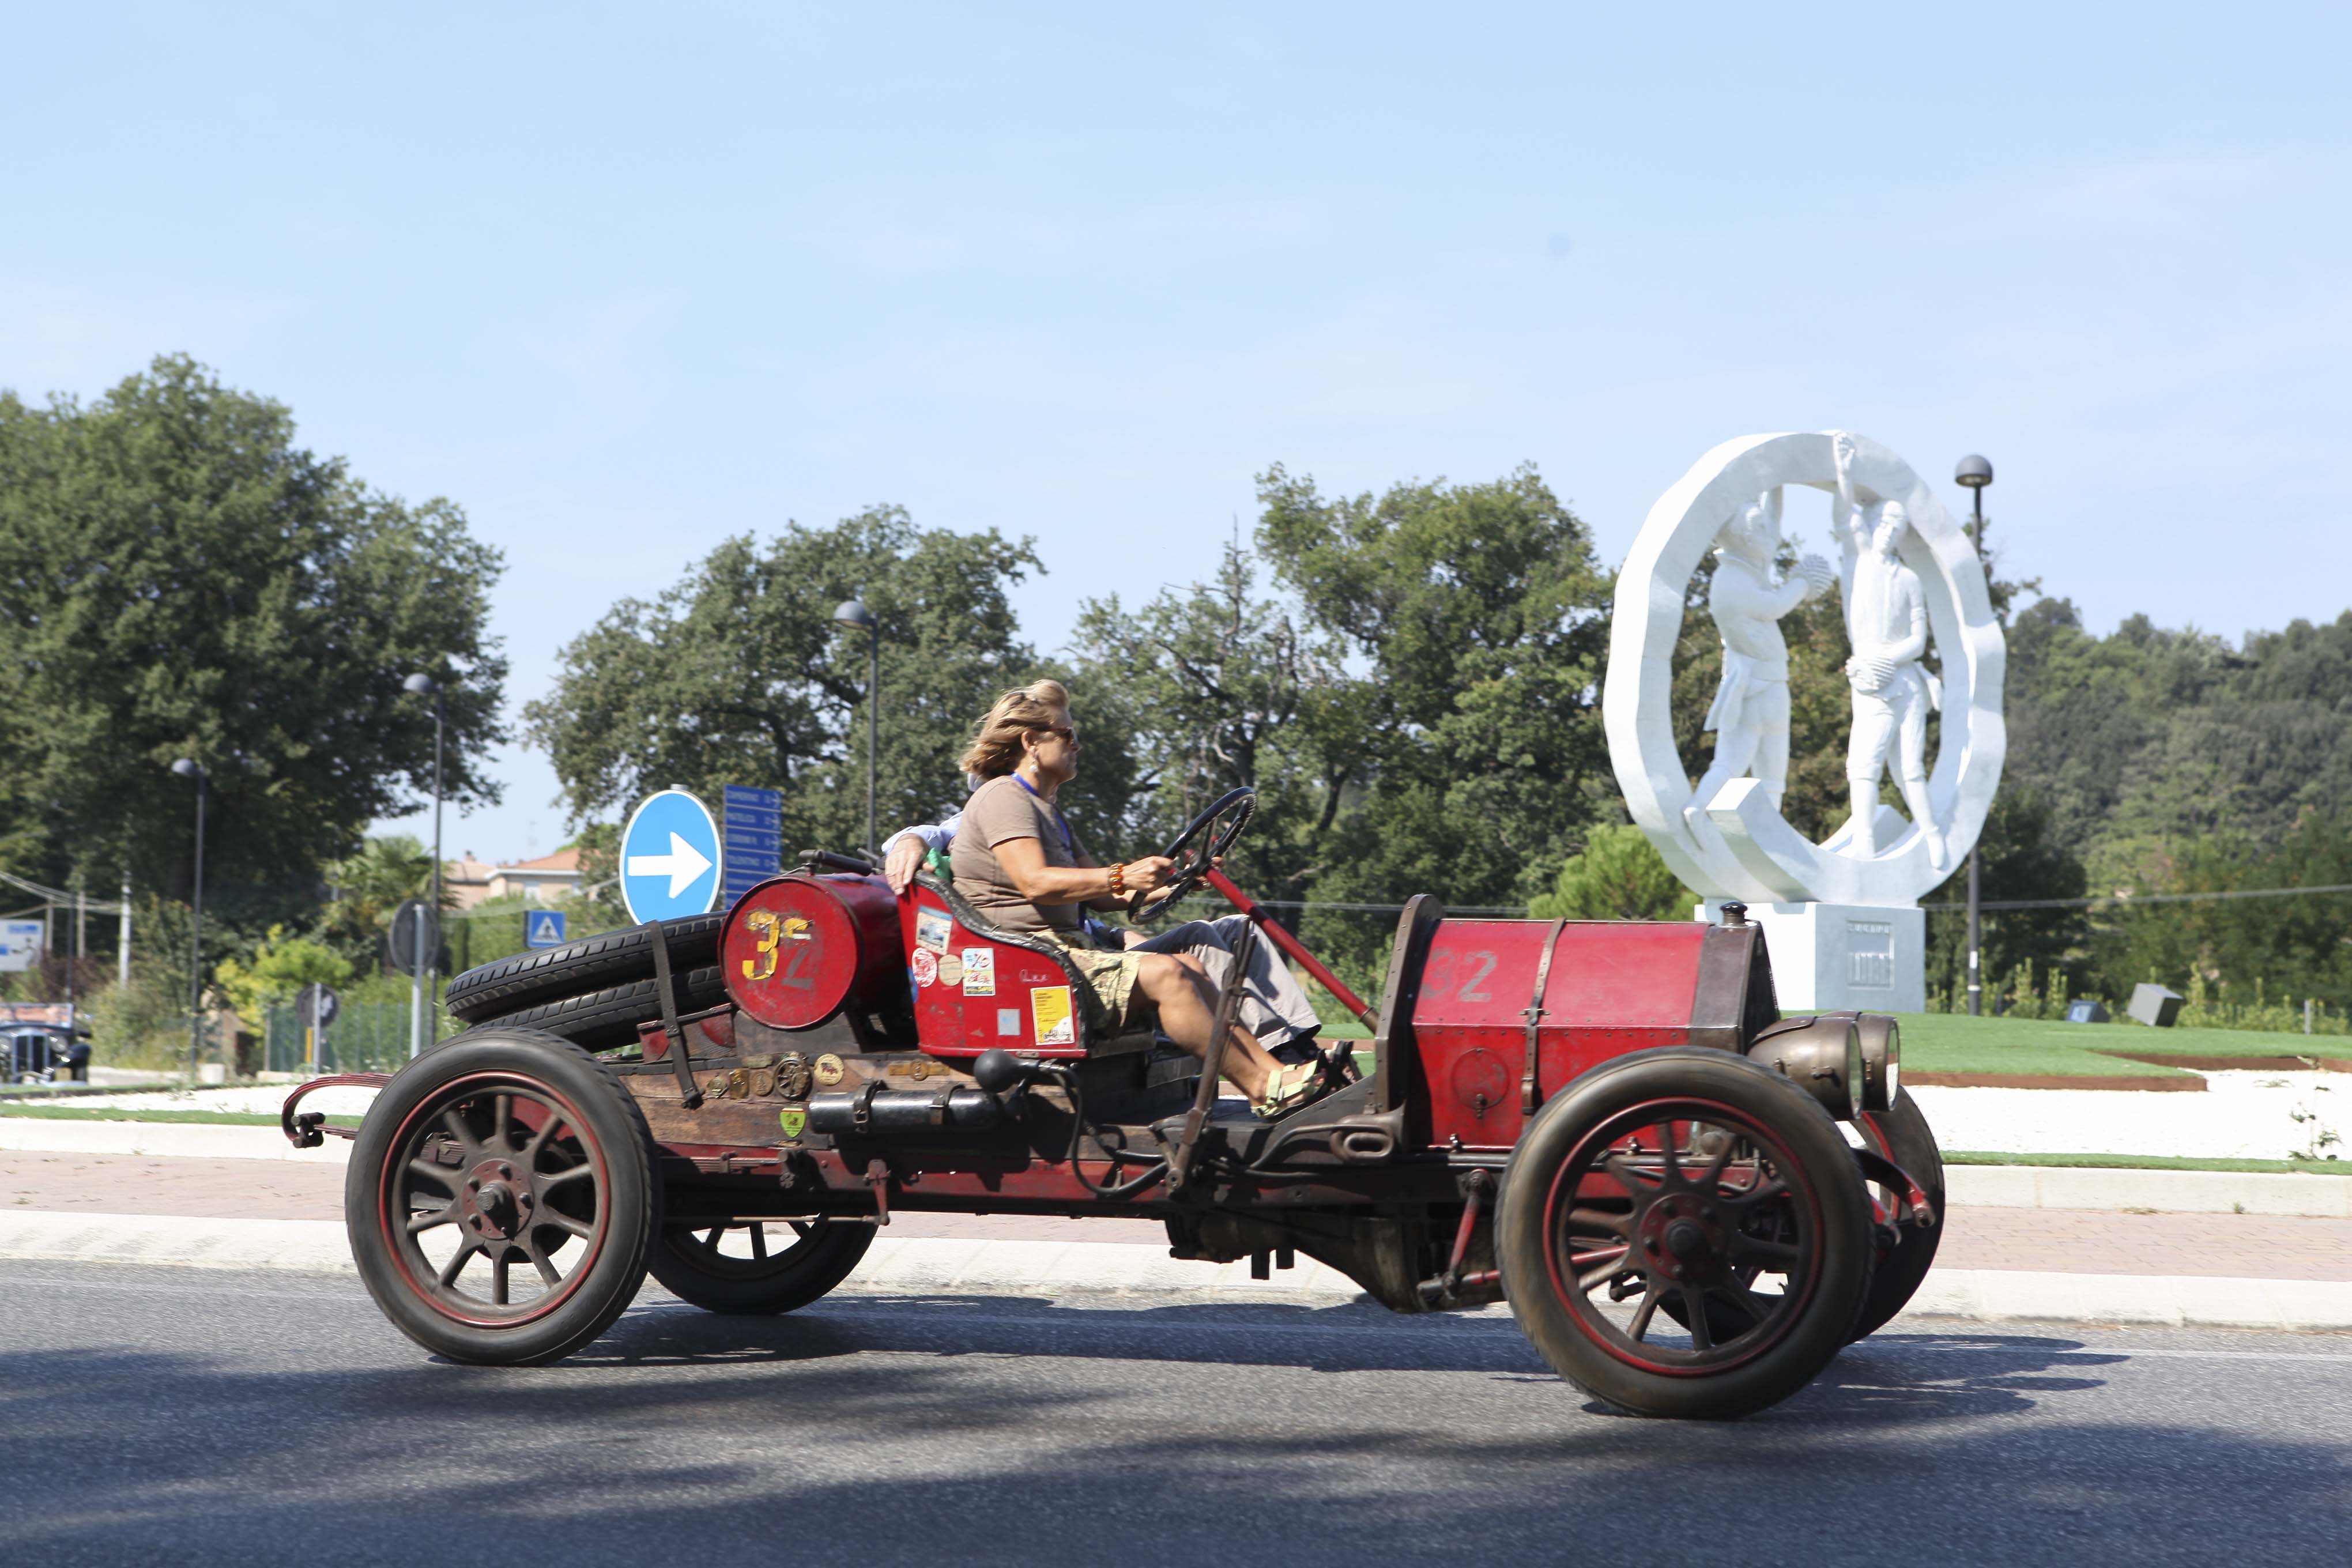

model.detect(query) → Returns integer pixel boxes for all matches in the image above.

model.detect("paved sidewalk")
[10,1148,2352,1279]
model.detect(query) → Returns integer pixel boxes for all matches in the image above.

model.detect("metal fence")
[262,1000,459,1075]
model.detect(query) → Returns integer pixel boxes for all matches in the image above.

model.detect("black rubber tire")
[1497,1046,1875,1420]
[646,1218,875,1314]
[346,1027,657,1366]
[445,915,726,1023]
[1850,1088,1946,1340]
[475,966,730,1051]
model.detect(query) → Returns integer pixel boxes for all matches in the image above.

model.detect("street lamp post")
[1954,454,1995,1016]
[832,599,880,856]
[404,673,445,1058]
[170,759,207,1080]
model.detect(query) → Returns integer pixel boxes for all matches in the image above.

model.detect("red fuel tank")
[721,873,905,1031]
[1408,918,1776,1152]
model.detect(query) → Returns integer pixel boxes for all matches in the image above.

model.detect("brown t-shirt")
[952,775,1089,934]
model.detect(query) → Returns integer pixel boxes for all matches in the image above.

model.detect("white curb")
[3,1212,2348,1332]
[0,1120,353,1163]
[1946,1164,2352,1218]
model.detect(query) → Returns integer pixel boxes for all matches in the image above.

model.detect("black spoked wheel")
[647,1217,875,1314]
[1498,1048,1872,1420]
[1849,1088,1945,1340]
[347,1029,655,1365]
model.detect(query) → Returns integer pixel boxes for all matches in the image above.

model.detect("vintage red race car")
[287,789,1941,1419]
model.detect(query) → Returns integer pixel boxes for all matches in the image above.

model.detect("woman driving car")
[947,680,1330,1119]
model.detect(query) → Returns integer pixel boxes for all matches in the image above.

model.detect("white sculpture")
[1830,432,1947,869]
[1604,429,2004,917]
[1682,488,1835,844]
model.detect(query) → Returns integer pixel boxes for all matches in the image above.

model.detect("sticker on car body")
[915,907,952,955]
[910,948,938,986]
[1032,985,1075,1047]
[959,948,995,996]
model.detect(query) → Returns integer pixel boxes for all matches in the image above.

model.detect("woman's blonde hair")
[958,680,1071,780]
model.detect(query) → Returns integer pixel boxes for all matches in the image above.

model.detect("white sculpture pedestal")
[1697,900,1924,1014]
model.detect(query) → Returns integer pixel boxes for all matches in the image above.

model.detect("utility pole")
[1954,454,1994,1016]
[404,673,447,1057]
[171,759,208,1079]
[118,870,132,989]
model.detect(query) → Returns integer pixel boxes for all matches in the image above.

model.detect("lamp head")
[402,673,440,696]
[1954,454,1993,489]
[171,758,203,779]
[832,599,877,632]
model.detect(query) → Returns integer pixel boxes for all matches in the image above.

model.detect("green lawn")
[1896,1012,2350,1079]
[1944,1149,2349,1176]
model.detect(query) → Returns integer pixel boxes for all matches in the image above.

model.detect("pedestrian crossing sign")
[525,910,568,949]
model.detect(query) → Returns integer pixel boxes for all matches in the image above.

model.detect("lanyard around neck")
[1011,772,1076,857]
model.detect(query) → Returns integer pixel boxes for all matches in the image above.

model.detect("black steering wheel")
[1127,787,1255,924]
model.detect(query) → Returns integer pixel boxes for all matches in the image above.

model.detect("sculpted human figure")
[1681,487,1835,842]
[1830,431,1947,869]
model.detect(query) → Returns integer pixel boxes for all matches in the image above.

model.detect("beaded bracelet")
[1109,862,1127,897]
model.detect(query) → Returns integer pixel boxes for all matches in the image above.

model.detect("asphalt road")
[4,1261,2348,1567]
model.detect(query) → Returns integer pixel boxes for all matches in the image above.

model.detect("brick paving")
[7,1149,2349,1279]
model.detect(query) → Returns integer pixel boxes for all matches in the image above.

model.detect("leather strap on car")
[647,920,703,1109]
[1521,918,1567,1116]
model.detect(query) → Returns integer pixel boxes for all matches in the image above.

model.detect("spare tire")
[474,966,731,1051]
[446,915,726,1023]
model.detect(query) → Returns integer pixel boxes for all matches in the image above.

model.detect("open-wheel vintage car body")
[287,790,1942,1419]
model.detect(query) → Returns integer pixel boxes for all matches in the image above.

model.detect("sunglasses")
[1034,723,1077,743]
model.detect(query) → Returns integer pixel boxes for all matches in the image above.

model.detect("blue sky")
[7,3,2348,861]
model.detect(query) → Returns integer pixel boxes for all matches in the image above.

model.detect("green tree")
[318,835,439,968]
[1528,824,1687,921]
[212,925,354,1026]
[0,356,505,948]
[521,508,1132,857]
[1256,463,1616,970]
[1068,538,1363,898]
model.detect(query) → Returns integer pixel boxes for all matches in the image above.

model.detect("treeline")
[3,357,2344,1026]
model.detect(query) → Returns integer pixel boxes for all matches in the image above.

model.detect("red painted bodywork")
[1411,919,1713,1151]
[898,883,1093,1060]
[722,873,903,1031]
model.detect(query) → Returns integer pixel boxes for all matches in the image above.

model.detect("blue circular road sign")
[619,789,723,924]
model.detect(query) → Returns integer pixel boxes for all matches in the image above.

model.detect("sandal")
[1251,1061,1334,1121]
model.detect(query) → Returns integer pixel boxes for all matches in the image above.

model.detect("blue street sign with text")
[620,789,723,924]
[721,783,785,904]
[524,910,568,949]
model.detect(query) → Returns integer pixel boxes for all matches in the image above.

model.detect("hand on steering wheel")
[1126,787,1255,923]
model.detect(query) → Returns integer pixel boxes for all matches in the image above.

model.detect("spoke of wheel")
[1603,1155,1663,1196]
[406,1159,457,1192]
[1656,1122,1683,1185]
[702,1226,723,1249]
[492,1250,511,1306]
[406,1205,456,1234]
[1709,1277,1773,1325]
[1567,1207,1631,1235]
[1729,1175,1786,1210]
[439,1106,476,1152]
[1681,1284,1713,1349]
[493,1094,512,1152]
[521,1109,564,1165]
[523,1237,562,1289]
[539,1163,595,1190]
[749,1224,768,1260]
[1626,1283,1665,1341]
[1574,1245,1631,1290]
[437,1239,481,1290]
[1695,1137,1737,1194]
[548,1210,594,1239]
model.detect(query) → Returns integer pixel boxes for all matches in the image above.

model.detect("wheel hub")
[462,1159,533,1240]
[1638,1192,1724,1281]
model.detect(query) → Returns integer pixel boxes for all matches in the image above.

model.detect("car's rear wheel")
[646,1218,875,1314]
[346,1028,655,1365]
[1498,1047,1873,1420]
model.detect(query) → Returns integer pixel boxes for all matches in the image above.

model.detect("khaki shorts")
[1036,931,1152,1039]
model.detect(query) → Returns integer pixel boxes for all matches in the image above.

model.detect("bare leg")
[1134,953,1280,1100]
[1684,723,1761,839]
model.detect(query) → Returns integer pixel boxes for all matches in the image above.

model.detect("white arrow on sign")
[627,832,714,898]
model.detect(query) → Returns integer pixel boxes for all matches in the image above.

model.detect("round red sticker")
[910,948,938,986]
